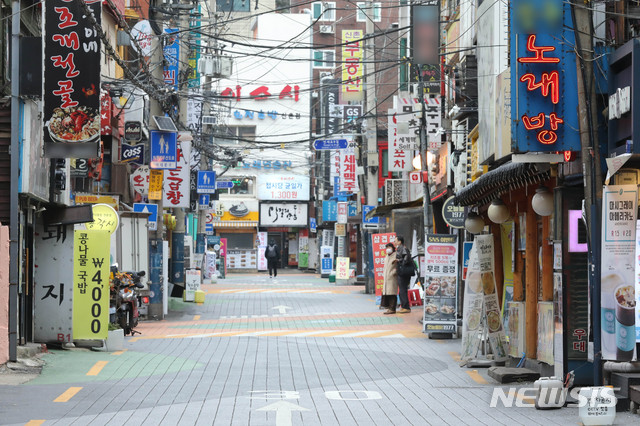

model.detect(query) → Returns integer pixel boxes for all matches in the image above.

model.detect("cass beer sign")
[121,143,144,164]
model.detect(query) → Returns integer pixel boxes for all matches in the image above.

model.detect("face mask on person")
[386,248,393,255]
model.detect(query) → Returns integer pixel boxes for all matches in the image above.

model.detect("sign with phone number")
[72,230,109,340]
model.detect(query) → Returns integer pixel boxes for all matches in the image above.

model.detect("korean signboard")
[75,193,119,209]
[130,165,150,196]
[259,203,308,227]
[412,3,439,65]
[34,223,74,343]
[371,233,396,296]
[163,140,191,208]
[85,204,119,234]
[601,185,638,361]
[320,245,334,275]
[339,146,359,193]
[336,257,350,280]
[163,29,179,89]
[511,0,580,152]
[73,230,109,340]
[215,198,259,222]
[149,169,163,200]
[337,202,348,224]
[257,175,310,201]
[341,30,364,101]
[461,235,509,362]
[43,0,101,158]
[322,200,337,222]
[423,234,459,334]
[388,109,412,171]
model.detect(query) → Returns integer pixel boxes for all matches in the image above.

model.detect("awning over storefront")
[454,162,551,207]
[365,198,423,220]
[211,221,258,228]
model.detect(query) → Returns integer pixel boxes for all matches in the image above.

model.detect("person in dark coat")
[395,236,412,313]
[264,239,280,278]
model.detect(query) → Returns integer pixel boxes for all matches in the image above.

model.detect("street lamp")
[532,186,554,216]
[487,199,510,224]
[465,211,485,234]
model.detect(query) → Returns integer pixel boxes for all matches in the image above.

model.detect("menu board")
[227,249,257,269]
[423,234,458,334]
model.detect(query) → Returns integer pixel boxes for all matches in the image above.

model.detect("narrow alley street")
[1,273,637,425]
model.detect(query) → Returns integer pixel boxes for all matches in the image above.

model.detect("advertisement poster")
[257,232,268,271]
[423,234,458,334]
[256,175,310,201]
[537,302,555,365]
[72,230,109,340]
[371,233,396,296]
[43,0,101,158]
[462,241,473,280]
[336,257,350,280]
[299,230,309,269]
[184,269,201,302]
[461,235,509,362]
[601,185,638,361]
[320,245,334,275]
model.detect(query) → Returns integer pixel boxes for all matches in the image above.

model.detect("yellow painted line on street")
[193,315,201,320]
[53,387,82,402]
[86,361,109,376]
[111,349,127,356]
[507,390,536,405]
[25,420,45,426]
[465,370,488,384]
[448,351,461,362]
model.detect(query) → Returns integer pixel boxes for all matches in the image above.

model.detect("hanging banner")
[43,0,102,158]
[461,235,509,362]
[336,257,350,280]
[341,29,364,101]
[162,140,191,208]
[72,230,110,340]
[163,29,179,89]
[371,233,397,296]
[601,185,638,361]
[388,109,412,171]
[339,146,359,193]
[423,234,458,334]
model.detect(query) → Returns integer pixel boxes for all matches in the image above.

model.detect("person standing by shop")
[381,243,398,314]
[265,239,280,278]
[395,236,412,313]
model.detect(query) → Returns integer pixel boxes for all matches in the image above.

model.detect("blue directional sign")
[205,224,213,234]
[133,203,159,231]
[216,180,234,189]
[313,138,348,150]
[198,194,210,209]
[310,217,317,233]
[150,131,177,169]
[197,171,216,194]
[363,205,383,224]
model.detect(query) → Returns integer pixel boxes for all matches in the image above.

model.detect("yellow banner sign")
[73,230,110,340]
[342,29,364,101]
[149,169,163,200]
[75,193,119,209]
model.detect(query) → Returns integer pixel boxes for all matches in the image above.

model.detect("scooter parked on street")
[110,264,145,336]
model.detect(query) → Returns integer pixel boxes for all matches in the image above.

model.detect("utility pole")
[571,2,603,385]
[148,35,165,319]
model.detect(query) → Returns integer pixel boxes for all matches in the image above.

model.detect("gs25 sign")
[121,143,144,164]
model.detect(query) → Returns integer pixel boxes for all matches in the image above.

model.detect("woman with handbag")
[381,243,399,315]
[395,236,413,313]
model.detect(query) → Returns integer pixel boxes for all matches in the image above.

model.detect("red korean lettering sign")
[341,30,364,101]
[44,0,101,155]
[371,233,396,296]
[163,140,191,208]
[339,146,359,194]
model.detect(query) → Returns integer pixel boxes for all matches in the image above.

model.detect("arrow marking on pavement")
[271,305,292,314]
[256,401,309,426]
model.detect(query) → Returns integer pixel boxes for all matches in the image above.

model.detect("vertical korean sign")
[511,0,580,152]
[163,29,179,89]
[43,0,101,157]
[461,235,509,362]
[371,233,396,296]
[601,185,638,361]
[163,140,191,208]
[339,146,359,193]
[388,109,412,171]
[423,234,458,334]
[341,30,364,101]
[73,230,109,340]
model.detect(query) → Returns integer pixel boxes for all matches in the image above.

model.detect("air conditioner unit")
[319,25,334,34]
[202,116,217,126]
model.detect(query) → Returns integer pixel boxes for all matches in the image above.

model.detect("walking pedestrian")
[395,236,412,313]
[381,243,398,315]
[265,239,280,278]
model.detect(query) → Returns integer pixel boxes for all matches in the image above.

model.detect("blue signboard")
[150,131,177,169]
[348,202,357,217]
[163,29,179,89]
[511,0,580,152]
[363,205,382,224]
[310,217,317,233]
[334,177,348,197]
[198,194,210,209]
[197,171,216,194]
[322,200,338,222]
[321,257,333,273]
[313,138,348,150]
[133,203,158,231]
[462,241,473,279]
[121,143,144,164]
[216,180,234,189]
[205,224,213,234]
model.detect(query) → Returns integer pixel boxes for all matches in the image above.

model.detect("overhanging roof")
[365,198,423,220]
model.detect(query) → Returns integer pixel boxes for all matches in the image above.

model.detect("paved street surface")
[1,272,638,425]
